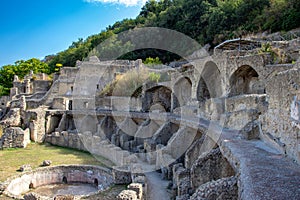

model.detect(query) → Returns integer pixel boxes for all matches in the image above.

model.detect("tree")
[0,83,8,96]
[0,58,50,96]
[93,33,134,60]
[44,0,300,68]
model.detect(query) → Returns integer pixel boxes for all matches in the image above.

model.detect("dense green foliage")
[44,0,300,69]
[0,58,50,96]
[1,0,299,97]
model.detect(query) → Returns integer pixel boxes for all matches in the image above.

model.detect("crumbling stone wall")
[0,108,21,127]
[142,85,172,112]
[152,122,179,145]
[185,134,217,169]
[117,190,138,200]
[191,51,292,102]
[32,80,51,94]
[0,96,9,109]
[261,67,300,163]
[26,108,47,143]
[10,73,51,100]
[0,127,30,149]
[190,148,235,191]
[45,131,85,151]
[189,176,238,200]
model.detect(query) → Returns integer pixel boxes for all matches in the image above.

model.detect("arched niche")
[143,86,172,112]
[197,61,222,101]
[229,65,264,97]
[173,77,192,109]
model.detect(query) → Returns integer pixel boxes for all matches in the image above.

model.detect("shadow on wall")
[143,86,172,112]
[229,65,264,97]
[197,61,222,102]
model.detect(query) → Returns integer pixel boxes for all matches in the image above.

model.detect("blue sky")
[0,0,146,67]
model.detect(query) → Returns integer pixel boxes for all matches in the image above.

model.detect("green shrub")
[258,43,291,64]
[144,57,162,65]
[149,72,161,83]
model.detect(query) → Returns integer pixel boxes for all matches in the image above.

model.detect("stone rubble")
[41,160,52,167]
[19,164,32,172]
[189,176,237,200]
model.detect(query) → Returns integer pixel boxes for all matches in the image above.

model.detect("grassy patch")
[0,143,113,182]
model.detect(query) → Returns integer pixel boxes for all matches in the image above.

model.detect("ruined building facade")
[1,38,300,199]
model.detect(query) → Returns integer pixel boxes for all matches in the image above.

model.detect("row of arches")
[143,62,265,112]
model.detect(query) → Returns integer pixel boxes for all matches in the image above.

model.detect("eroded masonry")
[1,38,300,200]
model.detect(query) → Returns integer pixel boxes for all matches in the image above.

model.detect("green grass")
[0,142,114,182]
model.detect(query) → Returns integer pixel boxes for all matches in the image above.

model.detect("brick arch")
[173,77,193,109]
[173,73,195,88]
[227,56,266,80]
[229,65,265,97]
[197,61,222,101]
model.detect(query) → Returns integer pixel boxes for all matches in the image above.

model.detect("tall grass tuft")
[113,67,150,96]
[99,67,171,97]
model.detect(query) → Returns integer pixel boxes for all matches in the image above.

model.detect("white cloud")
[84,0,147,7]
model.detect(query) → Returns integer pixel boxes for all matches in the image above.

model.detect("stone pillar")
[135,59,143,69]
[20,96,26,111]
[13,75,19,82]
[24,79,31,94]
[171,92,179,112]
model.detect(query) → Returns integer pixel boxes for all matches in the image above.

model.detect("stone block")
[113,166,132,185]
[117,190,138,200]
[190,148,235,191]
[177,177,190,197]
[19,164,32,172]
[42,160,52,167]
[189,176,237,200]
[128,183,143,200]
[1,127,30,149]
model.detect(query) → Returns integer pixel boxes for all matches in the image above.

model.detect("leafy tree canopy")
[0,58,50,96]
[44,0,300,69]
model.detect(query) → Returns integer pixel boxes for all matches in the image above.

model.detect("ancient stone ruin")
[1,38,300,199]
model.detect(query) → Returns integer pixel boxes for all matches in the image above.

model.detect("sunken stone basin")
[2,165,114,199]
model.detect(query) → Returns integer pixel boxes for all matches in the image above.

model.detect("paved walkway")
[145,172,171,200]
[220,132,300,200]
